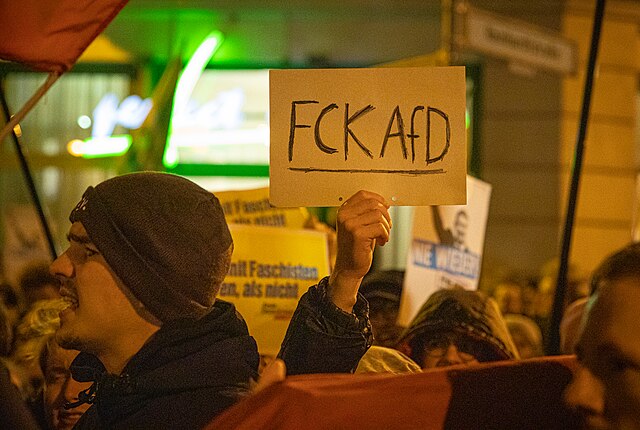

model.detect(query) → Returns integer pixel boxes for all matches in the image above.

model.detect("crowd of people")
[0,171,637,429]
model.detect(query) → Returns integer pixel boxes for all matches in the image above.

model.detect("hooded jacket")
[397,288,520,366]
[70,300,259,430]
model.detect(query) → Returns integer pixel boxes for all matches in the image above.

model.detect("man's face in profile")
[564,277,640,430]
[51,222,148,356]
[453,211,468,248]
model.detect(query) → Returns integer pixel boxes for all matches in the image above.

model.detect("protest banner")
[215,187,309,228]
[269,66,467,207]
[397,176,492,326]
[221,224,330,355]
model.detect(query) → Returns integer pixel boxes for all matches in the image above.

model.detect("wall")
[469,1,565,287]
[561,0,640,274]
[471,0,640,285]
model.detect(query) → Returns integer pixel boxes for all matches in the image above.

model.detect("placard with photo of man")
[398,176,492,326]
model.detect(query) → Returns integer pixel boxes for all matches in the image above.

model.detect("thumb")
[254,358,286,393]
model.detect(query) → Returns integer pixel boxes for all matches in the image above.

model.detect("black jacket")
[70,278,372,429]
[278,277,373,375]
[71,300,259,430]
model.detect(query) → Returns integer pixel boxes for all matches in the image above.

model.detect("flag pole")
[547,0,606,355]
[0,80,58,261]
[0,71,61,145]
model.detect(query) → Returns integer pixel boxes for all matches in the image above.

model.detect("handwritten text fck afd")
[287,101,451,174]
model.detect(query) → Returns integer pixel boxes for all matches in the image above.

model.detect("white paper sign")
[397,176,492,326]
[269,67,467,207]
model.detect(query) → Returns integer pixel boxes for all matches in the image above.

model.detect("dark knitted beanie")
[69,172,233,321]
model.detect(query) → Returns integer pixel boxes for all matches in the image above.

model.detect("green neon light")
[76,135,132,158]
[169,163,269,177]
[164,31,224,169]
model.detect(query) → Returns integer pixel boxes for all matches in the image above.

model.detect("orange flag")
[0,0,129,73]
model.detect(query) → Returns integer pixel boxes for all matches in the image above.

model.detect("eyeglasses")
[422,333,481,362]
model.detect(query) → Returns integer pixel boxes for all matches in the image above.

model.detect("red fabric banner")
[0,0,129,72]
[207,356,580,430]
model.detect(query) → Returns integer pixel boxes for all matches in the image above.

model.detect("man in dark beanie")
[49,173,390,429]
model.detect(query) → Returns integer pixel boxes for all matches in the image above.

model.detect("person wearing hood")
[396,287,520,369]
[48,173,389,429]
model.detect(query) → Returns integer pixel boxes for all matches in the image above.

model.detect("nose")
[50,251,74,283]
[437,344,464,367]
[62,376,77,401]
[564,364,605,418]
[63,376,90,403]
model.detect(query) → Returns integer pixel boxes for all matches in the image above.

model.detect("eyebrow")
[596,342,640,370]
[67,232,92,244]
[47,365,68,374]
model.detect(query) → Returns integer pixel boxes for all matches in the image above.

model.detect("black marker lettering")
[426,107,450,164]
[344,103,375,160]
[314,103,339,155]
[379,105,408,159]
[289,100,319,162]
[407,105,424,162]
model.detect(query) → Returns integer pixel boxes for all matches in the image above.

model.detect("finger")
[343,210,392,236]
[338,199,391,228]
[353,222,391,246]
[254,359,286,394]
[342,190,389,209]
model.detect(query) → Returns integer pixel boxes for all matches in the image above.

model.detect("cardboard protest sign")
[397,176,492,327]
[269,67,467,207]
[215,187,309,228]
[220,224,330,355]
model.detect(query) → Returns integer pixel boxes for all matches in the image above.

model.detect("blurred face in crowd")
[564,277,640,430]
[493,283,523,315]
[50,222,151,359]
[43,341,91,430]
[368,298,403,348]
[420,332,480,369]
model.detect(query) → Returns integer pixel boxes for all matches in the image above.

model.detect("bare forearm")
[328,270,362,313]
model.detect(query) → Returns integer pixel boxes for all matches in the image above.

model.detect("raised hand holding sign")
[328,190,391,313]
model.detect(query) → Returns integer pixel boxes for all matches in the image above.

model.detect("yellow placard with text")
[215,187,309,228]
[221,224,330,355]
